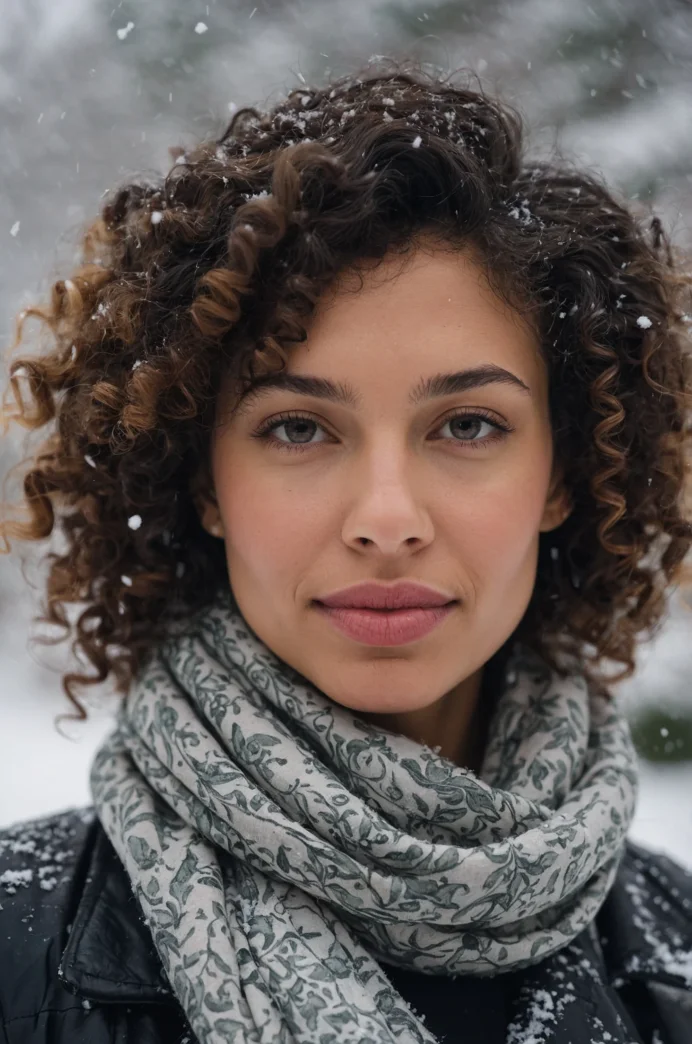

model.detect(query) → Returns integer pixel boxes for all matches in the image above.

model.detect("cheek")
[215,457,328,580]
[450,446,553,585]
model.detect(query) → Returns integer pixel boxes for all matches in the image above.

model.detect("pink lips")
[313,580,458,646]
[316,580,455,610]
[313,603,457,646]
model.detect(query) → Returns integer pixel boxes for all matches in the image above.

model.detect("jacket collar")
[58,817,175,1004]
[58,818,692,1007]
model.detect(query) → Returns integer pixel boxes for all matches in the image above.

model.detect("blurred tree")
[630,708,692,763]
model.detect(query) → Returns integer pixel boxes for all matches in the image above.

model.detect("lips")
[316,580,456,611]
[313,602,457,646]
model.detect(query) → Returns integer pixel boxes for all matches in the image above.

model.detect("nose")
[340,452,435,556]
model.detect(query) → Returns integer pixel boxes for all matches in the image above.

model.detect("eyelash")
[250,408,513,454]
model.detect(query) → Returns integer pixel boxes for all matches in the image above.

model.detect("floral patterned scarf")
[90,584,639,1044]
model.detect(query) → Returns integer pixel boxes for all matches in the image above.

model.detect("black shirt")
[379,960,521,1042]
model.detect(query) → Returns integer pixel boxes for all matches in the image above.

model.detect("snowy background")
[1,0,692,866]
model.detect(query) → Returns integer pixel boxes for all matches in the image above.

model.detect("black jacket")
[1,806,692,1044]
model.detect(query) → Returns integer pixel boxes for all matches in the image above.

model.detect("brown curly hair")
[2,59,691,720]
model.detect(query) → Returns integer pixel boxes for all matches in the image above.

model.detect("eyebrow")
[234,364,531,414]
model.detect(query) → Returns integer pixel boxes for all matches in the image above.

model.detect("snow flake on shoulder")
[0,806,95,897]
[506,936,638,1043]
[620,850,692,988]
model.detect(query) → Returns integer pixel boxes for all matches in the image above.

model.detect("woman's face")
[200,241,568,716]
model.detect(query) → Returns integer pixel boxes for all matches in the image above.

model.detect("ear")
[189,467,225,539]
[196,493,225,539]
[539,465,572,534]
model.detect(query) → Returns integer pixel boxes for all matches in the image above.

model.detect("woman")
[1,60,691,1044]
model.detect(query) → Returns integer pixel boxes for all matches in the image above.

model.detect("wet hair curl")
[2,59,691,717]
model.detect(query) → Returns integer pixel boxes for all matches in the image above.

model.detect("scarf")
[90,583,639,1044]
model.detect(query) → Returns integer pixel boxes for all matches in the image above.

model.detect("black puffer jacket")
[1,806,692,1044]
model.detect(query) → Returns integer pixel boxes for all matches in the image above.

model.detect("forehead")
[320,241,533,330]
[292,243,545,388]
[222,241,547,419]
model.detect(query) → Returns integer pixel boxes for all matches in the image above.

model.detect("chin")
[322,687,443,716]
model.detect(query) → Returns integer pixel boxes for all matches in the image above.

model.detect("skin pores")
[197,240,568,764]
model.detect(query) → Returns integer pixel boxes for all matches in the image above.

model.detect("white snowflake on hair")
[507,198,535,226]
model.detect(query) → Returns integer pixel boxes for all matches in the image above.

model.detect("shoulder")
[0,805,96,897]
[600,837,692,983]
[596,838,692,1044]
[0,806,98,1035]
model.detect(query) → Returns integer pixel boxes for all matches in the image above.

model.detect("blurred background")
[1,0,691,864]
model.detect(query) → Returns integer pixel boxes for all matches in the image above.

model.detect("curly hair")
[2,59,691,719]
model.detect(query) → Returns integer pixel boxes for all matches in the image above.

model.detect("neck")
[359,666,487,773]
